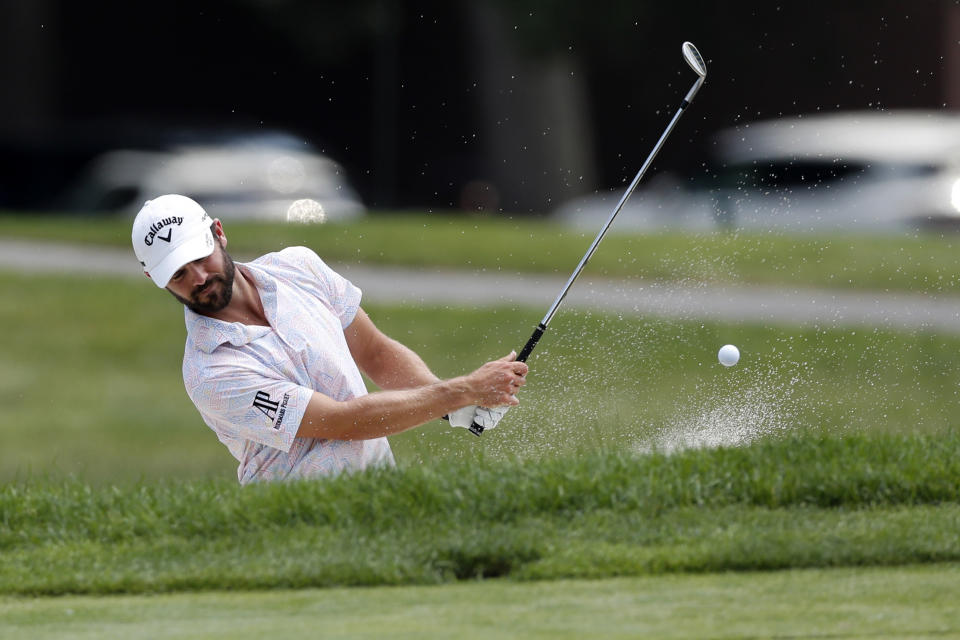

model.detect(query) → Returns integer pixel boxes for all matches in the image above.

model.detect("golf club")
[469,41,707,436]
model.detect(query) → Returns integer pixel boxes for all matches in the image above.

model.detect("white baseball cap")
[132,194,216,288]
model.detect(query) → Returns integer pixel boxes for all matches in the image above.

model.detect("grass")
[4,211,960,293]
[2,228,960,635]
[1,431,959,596]
[3,269,960,483]
[2,565,959,639]
[0,271,232,481]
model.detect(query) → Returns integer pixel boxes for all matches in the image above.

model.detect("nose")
[183,262,210,287]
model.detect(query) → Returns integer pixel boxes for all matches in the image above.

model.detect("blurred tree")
[235,0,389,60]
[0,0,951,213]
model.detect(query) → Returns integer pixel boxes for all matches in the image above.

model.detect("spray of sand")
[644,364,802,454]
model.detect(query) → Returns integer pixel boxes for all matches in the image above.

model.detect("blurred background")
[2,0,960,229]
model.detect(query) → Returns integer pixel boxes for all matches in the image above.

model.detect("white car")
[63,134,365,223]
[554,110,960,233]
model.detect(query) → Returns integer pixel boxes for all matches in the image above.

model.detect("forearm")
[297,378,470,441]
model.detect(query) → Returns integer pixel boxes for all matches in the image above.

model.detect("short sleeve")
[186,360,314,452]
[286,247,362,328]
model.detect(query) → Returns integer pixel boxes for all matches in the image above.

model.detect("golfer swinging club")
[132,194,526,484]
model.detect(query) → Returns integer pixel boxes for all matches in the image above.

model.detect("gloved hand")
[472,405,510,430]
[446,350,526,432]
[447,404,511,431]
[447,405,478,429]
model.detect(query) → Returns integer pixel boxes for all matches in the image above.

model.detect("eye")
[171,269,185,282]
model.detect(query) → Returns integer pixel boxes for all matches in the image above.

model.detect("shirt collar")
[183,261,277,354]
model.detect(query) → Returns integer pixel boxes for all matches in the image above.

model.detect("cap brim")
[149,233,216,288]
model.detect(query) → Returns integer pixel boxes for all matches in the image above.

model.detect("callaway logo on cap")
[132,194,215,288]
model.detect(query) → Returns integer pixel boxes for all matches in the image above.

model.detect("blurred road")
[3,238,960,332]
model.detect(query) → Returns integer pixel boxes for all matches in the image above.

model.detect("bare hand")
[465,351,528,407]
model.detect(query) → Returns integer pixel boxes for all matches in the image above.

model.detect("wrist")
[439,376,476,408]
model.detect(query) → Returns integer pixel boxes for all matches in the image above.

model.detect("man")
[132,194,527,484]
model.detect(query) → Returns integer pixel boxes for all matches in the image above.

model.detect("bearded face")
[168,242,236,314]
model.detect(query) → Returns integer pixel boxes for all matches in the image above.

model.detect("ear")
[144,271,152,281]
[212,219,227,248]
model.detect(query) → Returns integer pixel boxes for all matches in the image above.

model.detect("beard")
[171,246,236,315]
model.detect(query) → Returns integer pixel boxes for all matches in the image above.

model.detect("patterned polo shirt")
[182,246,395,484]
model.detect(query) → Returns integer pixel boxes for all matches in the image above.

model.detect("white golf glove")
[447,404,511,431]
[447,405,478,429]
[472,405,510,430]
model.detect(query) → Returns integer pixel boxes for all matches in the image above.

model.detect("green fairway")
[2,235,960,620]
[2,565,958,639]
[4,211,960,293]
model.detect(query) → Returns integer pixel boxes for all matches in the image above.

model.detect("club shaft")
[540,87,698,330]
[469,73,705,438]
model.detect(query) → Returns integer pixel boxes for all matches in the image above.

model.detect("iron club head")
[682,41,707,78]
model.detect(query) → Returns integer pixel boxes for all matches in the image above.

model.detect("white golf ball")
[718,344,740,367]
[286,199,327,224]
